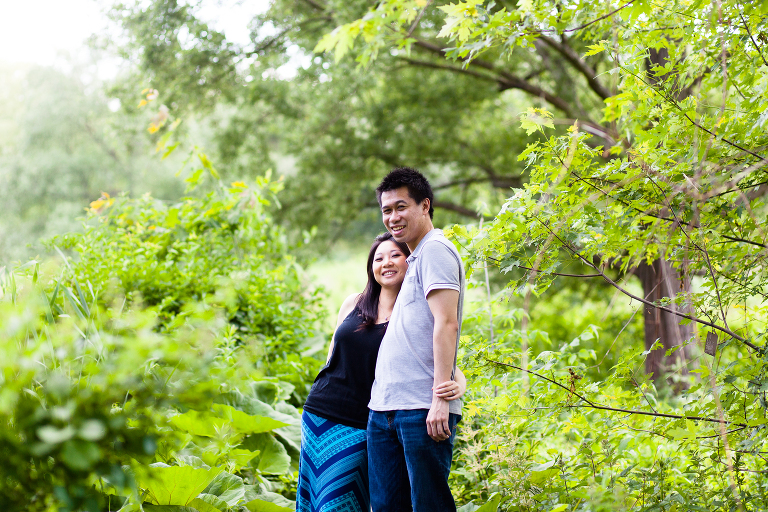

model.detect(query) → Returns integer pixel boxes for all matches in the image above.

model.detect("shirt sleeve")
[419,241,461,299]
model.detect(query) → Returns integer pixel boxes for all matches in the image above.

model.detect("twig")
[619,66,768,163]
[697,426,747,439]
[512,264,601,278]
[561,0,637,34]
[533,217,758,350]
[485,358,749,427]
[405,0,432,38]
[739,12,768,67]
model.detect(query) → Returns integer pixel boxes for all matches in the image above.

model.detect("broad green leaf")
[212,404,291,434]
[242,433,290,475]
[476,493,502,512]
[139,465,223,506]
[37,425,75,444]
[61,439,101,471]
[143,507,200,512]
[171,405,288,438]
[188,497,226,512]
[202,471,245,506]
[244,493,294,512]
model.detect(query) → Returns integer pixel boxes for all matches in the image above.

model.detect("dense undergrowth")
[0,176,325,511]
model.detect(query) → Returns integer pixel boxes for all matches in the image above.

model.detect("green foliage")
[106,0,531,246]
[0,170,325,510]
[50,175,326,390]
[323,0,768,509]
[452,295,768,511]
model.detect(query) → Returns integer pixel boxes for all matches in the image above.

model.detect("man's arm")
[426,288,460,442]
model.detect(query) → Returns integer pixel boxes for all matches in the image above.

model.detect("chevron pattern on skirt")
[296,410,370,512]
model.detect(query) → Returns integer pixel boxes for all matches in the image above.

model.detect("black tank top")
[303,306,387,430]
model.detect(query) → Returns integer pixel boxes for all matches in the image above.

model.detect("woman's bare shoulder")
[336,293,361,326]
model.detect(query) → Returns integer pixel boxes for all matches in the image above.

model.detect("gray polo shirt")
[369,229,465,415]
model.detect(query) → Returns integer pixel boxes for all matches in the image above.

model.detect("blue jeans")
[367,409,460,512]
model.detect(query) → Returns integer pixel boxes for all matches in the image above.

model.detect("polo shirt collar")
[406,228,441,264]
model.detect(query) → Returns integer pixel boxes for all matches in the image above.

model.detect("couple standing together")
[297,168,467,512]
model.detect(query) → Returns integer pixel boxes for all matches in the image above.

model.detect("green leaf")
[188,496,226,512]
[202,471,245,506]
[519,108,554,135]
[37,425,75,444]
[138,465,223,506]
[244,493,294,512]
[476,493,502,512]
[186,168,204,185]
[61,439,102,471]
[143,507,200,512]
[198,153,220,179]
[242,433,290,475]
[584,43,605,56]
[212,404,291,434]
[171,405,288,438]
[162,142,180,160]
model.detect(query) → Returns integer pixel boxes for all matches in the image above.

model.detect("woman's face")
[372,240,408,289]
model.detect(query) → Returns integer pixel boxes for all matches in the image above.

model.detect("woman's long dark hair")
[356,232,411,330]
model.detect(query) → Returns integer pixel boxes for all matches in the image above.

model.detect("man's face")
[380,187,429,246]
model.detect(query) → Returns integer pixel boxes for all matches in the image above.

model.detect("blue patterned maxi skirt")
[296,410,370,512]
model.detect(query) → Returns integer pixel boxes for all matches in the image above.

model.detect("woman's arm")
[326,293,360,362]
[433,366,467,401]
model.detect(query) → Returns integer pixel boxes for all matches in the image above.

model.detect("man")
[368,167,465,511]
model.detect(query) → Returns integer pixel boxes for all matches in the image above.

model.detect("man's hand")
[426,395,451,441]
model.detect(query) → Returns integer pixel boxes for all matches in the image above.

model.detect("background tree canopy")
[1,0,767,510]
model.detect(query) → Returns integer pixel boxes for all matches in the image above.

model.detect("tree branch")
[411,38,588,121]
[561,0,638,34]
[397,56,500,84]
[533,217,759,351]
[573,166,768,249]
[497,261,601,278]
[301,0,327,11]
[245,17,333,56]
[433,175,522,191]
[486,358,749,427]
[538,34,612,100]
[432,199,488,218]
[405,0,433,38]
[622,66,768,163]
[740,11,768,67]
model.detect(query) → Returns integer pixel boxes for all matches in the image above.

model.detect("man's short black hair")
[376,167,435,219]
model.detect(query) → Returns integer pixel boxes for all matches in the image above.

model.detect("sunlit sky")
[1,0,111,66]
[0,0,264,77]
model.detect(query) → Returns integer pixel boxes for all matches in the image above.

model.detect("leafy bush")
[50,175,325,398]
[450,293,768,511]
[0,174,326,511]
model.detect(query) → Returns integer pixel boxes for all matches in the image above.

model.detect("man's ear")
[422,198,431,214]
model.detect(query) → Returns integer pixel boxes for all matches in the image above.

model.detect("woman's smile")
[373,240,408,287]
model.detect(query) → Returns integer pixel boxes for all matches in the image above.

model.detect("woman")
[297,232,466,512]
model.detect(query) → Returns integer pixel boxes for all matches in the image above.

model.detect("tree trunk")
[636,48,695,389]
[635,257,694,388]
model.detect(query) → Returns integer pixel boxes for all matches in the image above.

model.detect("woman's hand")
[433,379,465,401]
